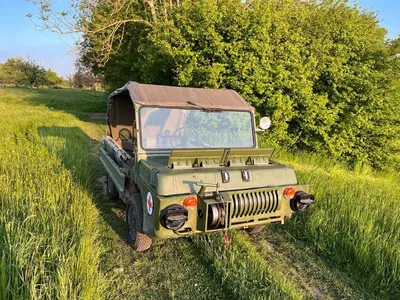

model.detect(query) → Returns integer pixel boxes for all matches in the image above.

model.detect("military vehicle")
[100,82,314,251]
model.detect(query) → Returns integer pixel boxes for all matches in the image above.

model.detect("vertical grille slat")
[271,191,275,213]
[265,191,271,213]
[250,193,257,216]
[232,194,237,218]
[243,193,250,217]
[261,191,267,213]
[255,193,261,215]
[270,191,276,213]
[245,193,252,217]
[231,190,279,219]
[239,194,245,217]
[275,190,280,211]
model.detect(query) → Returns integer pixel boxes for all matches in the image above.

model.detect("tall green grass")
[0,88,108,299]
[273,150,400,298]
[2,86,399,299]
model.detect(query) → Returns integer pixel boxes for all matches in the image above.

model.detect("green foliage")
[76,0,399,169]
[0,57,28,85]
[45,68,63,86]
[27,0,400,168]
[0,57,64,88]
[21,59,48,88]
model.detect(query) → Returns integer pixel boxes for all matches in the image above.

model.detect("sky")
[0,0,77,77]
[356,0,400,39]
[0,0,399,77]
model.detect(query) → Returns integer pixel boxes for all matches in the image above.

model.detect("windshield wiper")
[187,100,223,112]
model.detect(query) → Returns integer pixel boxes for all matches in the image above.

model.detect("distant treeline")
[0,57,63,88]
[0,57,103,90]
[30,0,400,169]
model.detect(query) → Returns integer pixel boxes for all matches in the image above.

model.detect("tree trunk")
[162,0,168,21]
[145,0,157,23]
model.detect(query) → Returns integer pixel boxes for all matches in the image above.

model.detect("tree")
[73,59,103,90]
[45,69,63,86]
[27,0,178,65]
[0,57,27,85]
[0,64,6,84]
[133,0,400,168]
[18,58,47,88]
[0,57,61,88]
[387,36,400,169]
[28,0,400,169]
[65,74,74,88]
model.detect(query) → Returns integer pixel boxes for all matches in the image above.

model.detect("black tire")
[106,173,119,200]
[246,226,265,235]
[126,193,152,252]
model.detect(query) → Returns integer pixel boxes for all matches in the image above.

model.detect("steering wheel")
[171,126,199,147]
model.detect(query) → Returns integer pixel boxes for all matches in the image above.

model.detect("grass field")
[0,87,399,299]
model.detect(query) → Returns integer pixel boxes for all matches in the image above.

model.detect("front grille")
[231,190,279,218]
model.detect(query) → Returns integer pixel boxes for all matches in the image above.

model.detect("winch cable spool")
[208,204,220,228]
[211,191,230,248]
[208,203,225,229]
[197,181,231,248]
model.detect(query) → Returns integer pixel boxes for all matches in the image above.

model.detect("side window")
[141,108,172,148]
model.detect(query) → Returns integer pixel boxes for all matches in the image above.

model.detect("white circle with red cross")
[146,192,153,215]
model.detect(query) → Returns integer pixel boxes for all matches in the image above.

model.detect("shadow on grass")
[38,126,128,245]
[36,126,238,300]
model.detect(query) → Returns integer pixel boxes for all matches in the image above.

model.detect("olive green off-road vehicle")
[100,82,314,251]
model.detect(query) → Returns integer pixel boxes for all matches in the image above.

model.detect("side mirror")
[259,117,271,130]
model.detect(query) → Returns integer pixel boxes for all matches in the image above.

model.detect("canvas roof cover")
[108,81,255,111]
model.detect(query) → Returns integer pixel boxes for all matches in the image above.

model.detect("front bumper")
[152,184,312,239]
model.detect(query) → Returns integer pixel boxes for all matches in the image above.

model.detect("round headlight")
[160,204,188,230]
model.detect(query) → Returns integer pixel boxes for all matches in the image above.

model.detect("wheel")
[106,173,119,200]
[126,193,152,252]
[246,226,265,235]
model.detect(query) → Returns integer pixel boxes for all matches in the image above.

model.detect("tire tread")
[126,193,152,252]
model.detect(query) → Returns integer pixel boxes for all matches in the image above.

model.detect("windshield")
[140,107,254,149]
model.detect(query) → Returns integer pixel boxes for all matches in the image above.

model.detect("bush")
[94,0,399,169]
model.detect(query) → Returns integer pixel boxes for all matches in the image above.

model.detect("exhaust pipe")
[290,191,315,212]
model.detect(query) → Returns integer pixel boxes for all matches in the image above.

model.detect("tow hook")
[290,191,315,212]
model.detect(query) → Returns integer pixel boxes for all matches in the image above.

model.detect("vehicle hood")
[138,155,297,196]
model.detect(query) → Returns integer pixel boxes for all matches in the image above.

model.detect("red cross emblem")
[146,192,153,215]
